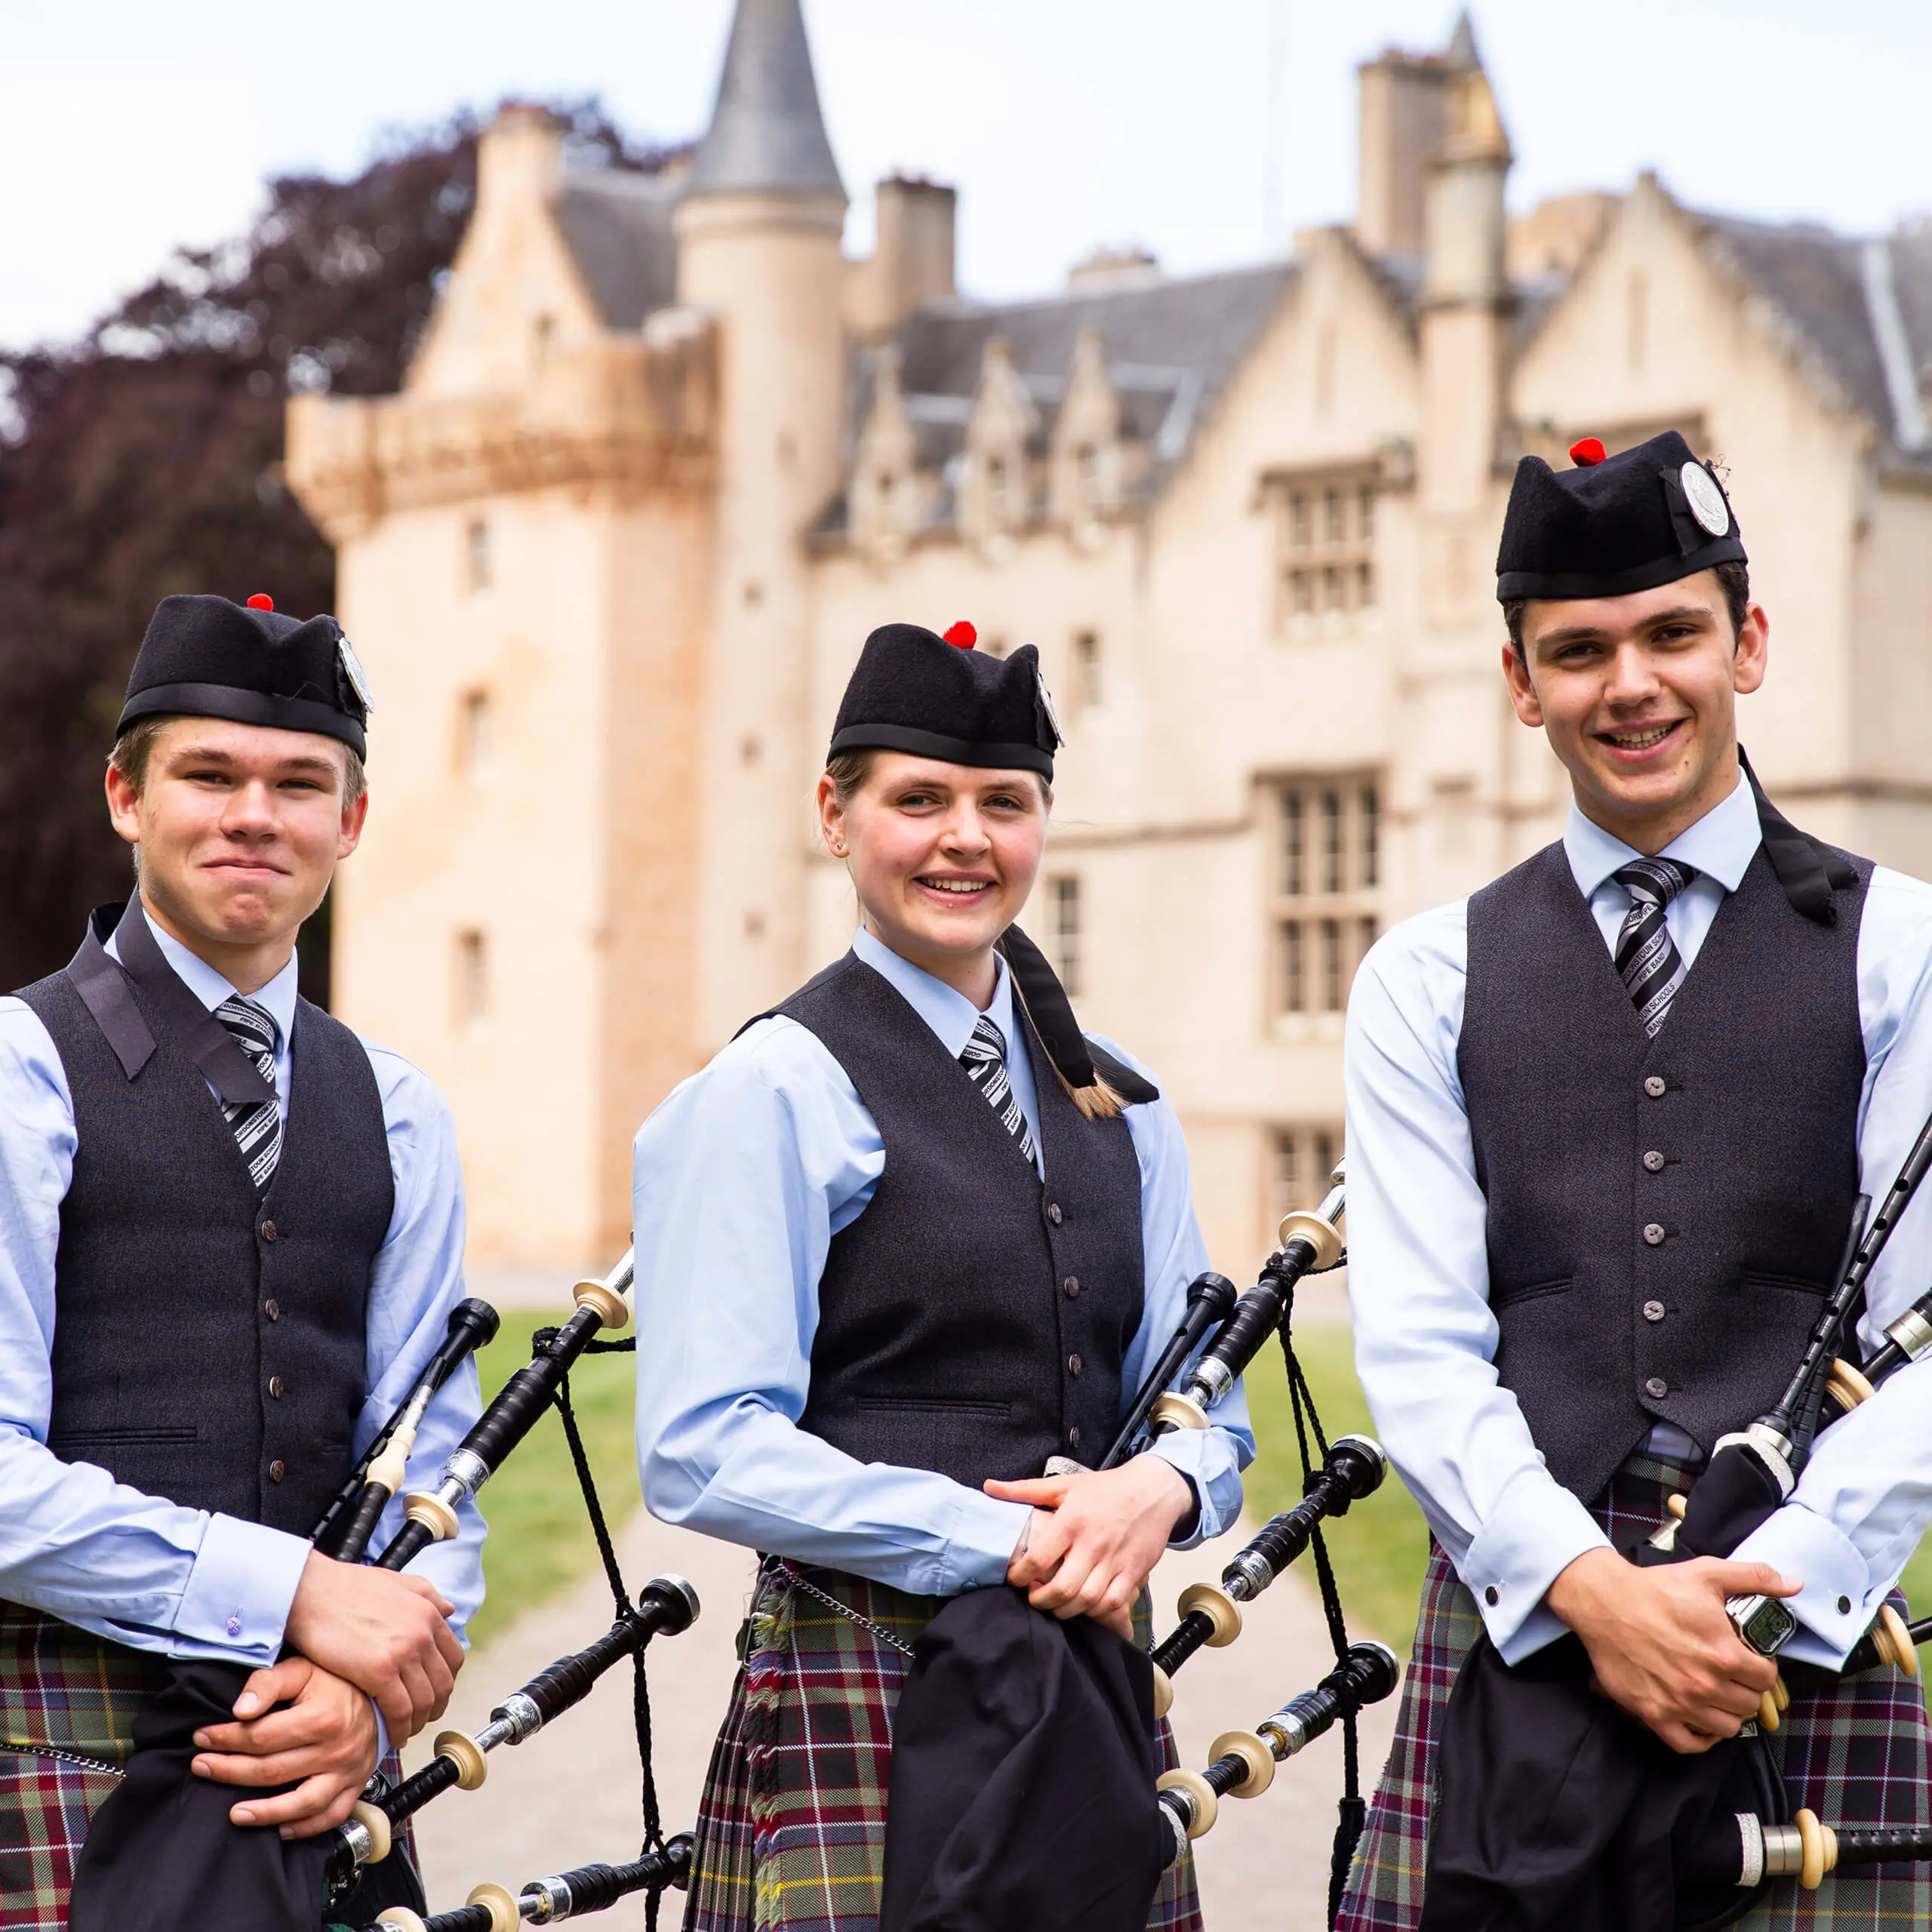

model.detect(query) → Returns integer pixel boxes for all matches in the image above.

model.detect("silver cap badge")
[1681,461,1731,538]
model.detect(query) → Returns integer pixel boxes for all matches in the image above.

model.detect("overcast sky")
[1,0,1926,352]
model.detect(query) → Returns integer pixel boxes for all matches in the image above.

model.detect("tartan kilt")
[1337,1449,1932,1931]
[683,1564,1203,1932]
[0,1601,414,1931]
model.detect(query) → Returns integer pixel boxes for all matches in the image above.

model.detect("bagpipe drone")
[66,1256,703,1932]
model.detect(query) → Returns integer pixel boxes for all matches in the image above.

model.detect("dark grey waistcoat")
[774,954,1146,1486]
[1458,841,1869,1506]
[17,918,393,1537]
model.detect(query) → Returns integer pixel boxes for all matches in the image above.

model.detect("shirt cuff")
[1732,1503,1872,1668]
[940,1490,1033,1594]
[173,1515,310,1665]
[1143,1427,1244,1548]
[1460,1471,1611,1663]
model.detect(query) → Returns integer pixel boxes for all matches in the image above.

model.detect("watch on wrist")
[1727,1592,1799,1657]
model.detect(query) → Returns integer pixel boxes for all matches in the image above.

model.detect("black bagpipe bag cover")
[66,1659,425,1932]
[878,1584,1167,1932]
[1420,1632,1780,1932]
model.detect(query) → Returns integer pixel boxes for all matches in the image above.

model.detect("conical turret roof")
[689,0,845,199]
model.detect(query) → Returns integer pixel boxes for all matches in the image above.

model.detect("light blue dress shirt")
[0,909,485,1669]
[1346,774,1932,1667]
[632,925,1254,1598]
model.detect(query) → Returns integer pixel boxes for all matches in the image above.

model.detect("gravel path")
[408,1505,1399,1929]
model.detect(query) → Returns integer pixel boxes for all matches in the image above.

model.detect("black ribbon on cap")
[1738,746,1857,925]
[995,924,1158,1106]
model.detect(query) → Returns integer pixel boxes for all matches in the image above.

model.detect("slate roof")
[554,170,685,330]
[1700,213,1932,460]
[689,0,844,200]
[840,262,1297,513]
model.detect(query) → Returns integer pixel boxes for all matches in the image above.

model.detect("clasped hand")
[1546,1546,1800,1755]
[987,1454,1194,1639]
[187,1549,467,1833]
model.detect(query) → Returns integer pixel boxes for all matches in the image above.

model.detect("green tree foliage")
[0,104,669,1000]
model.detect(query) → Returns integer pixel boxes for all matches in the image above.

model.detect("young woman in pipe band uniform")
[632,620,1254,1932]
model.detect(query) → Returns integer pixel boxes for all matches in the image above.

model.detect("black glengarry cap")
[115,593,373,759]
[1496,429,1746,602]
[829,620,1060,779]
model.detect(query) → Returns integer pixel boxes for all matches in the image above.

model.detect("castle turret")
[675,0,850,1044]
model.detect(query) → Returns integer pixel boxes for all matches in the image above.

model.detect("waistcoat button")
[268,1375,285,1399]
[263,1299,280,1321]
[1046,1203,1063,1226]
[1063,1276,1081,1298]
[1068,1354,1083,1377]
[1644,1376,1669,1400]
[1067,1425,1081,1450]
[260,1220,279,1242]
[1643,1223,1666,1246]
[1642,1150,1666,1173]
[1644,1076,1667,1098]
[268,1460,285,1482]
[1643,1300,1666,1323]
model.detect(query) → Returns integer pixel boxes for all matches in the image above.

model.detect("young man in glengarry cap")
[1338,432,1932,1929]
[0,593,483,1926]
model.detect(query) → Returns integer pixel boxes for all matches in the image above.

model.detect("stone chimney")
[478,103,566,213]
[1355,48,1451,257]
[846,174,956,340]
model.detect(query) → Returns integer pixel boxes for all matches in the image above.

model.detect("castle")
[288,0,1932,1273]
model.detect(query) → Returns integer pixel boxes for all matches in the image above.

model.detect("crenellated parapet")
[287,321,718,542]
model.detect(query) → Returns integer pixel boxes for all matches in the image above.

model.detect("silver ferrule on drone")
[1224,1549,1274,1599]
[1885,1306,1932,1361]
[1257,1699,1315,1760]
[521,1875,574,1922]
[486,1691,543,1746]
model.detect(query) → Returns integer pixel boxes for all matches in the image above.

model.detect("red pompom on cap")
[246,593,275,611]
[942,620,977,650]
[1568,437,1607,467]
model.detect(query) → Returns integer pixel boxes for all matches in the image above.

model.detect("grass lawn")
[1244,1318,1932,1695]
[461,1309,644,1651]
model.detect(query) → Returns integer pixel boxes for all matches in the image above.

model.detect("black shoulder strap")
[997,924,1158,1106]
[1737,746,1859,925]
[85,900,275,1104]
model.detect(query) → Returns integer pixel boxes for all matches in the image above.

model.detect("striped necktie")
[959,1014,1039,1167]
[215,995,283,1190]
[1612,859,1697,1037]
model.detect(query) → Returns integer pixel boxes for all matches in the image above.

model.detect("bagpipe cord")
[534,1325,667,1930]
[1276,1254,1365,1930]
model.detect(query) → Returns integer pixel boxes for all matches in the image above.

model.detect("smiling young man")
[632,621,1251,1932]
[1337,432,1932,1929]
[0,594,483,1927]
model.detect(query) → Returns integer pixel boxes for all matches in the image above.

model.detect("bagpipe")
[1105,1160,1402,1925]
[1424,1102,1932,1931]
[358,1835,694,1930]
[324,1578,699,1904]
[67,1254,703,1932]
[1154,1641,1401,1866]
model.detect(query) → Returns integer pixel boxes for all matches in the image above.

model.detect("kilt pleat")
[684,1564,1203,1932]
[1337,1450,1932,1930]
